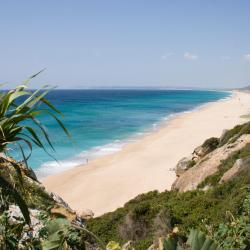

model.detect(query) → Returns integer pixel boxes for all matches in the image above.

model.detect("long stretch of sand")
[43,91,250,216]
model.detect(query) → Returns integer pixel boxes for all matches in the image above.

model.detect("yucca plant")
[163,229,218,250]
[0,70,69,160]
[0,71,70,224]
[42,218,106,250]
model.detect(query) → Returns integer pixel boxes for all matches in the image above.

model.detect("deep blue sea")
[18,89,230,177]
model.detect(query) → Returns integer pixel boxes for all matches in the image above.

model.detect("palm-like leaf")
[0,175,30,224]
[0,71,70,225]
[0,74,70,161]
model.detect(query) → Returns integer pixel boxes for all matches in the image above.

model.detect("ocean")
[17,89,230,177]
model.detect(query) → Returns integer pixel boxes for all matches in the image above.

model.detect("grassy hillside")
[86,122,250,249]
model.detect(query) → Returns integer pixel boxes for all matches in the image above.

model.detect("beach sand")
[42,91,250,216]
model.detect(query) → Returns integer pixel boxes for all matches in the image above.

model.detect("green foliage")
[42,218,105,250]
[186,160,196,170]
[0,173,30,225]
[87,173,249,249]
[163,229,218,250]
[219,122,250,146]
[213,187,250,249]
[186,230,217,250]
[0,72,70,160]
[42,218,71,250]
[163,234,180,250]
[0,76,107,250]
[0,212,24,250]
[42,218,87,250]
[106,241,121,250]
[0,159,55,229]
[0,74,70,224]
[0,212,42,250]
[201,137,219,154]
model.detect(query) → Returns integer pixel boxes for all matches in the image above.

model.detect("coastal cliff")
[172,122,250,191]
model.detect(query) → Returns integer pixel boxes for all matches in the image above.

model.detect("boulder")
[194,137,219,158]
[172,134,250,191]
[175,156,194,176]
[7,205,44,242]
[50,204,77,222]
[80,209,94,220]
[220,157,250,183]
[50,192,70,209]
[193,145,204,157]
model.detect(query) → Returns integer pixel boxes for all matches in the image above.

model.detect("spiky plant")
[0,71,69,159]
[0,71,70,224]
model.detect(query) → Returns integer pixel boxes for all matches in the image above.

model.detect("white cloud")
[184,52,198,60]
[244,54,250,61]
[161,52,174,60]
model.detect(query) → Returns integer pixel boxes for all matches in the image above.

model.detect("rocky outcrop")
[174,137,220,177]
[175,156,194,176]
[194,137,219,158]
[7,205,44,245]
[80,208,94,220]
[172,134,250,191]
[50,192,71,209]
[219,157,250,183]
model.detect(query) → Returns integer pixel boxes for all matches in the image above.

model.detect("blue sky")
[1,0,250,89]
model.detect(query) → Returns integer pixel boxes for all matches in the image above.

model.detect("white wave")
[36,141,126,178]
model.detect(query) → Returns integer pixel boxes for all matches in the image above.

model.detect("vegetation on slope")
[87,176,250,249]
[219,122,250,146]
[87,122,250,249]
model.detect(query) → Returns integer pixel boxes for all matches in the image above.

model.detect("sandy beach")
[42,91,250,216]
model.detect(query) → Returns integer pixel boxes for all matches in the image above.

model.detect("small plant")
[213,186,250,249]
[201,137,219,154]
[0,70,69,161]
[0,212,24,250]
[42,218,106,250]
[0,71,70,224]
[163,229,218,250]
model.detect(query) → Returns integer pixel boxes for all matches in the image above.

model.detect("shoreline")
[37,91,231,178]
[42,91,250,216]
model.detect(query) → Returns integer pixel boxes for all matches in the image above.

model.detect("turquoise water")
[19,89,230,177]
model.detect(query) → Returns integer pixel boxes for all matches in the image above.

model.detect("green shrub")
[202,137,219,153]
[0,75,69,224]
[219,122,250,146]
[213,186,250,249]
[87,173,249,249]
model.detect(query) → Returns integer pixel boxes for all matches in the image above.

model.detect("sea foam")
[35,141,126,178]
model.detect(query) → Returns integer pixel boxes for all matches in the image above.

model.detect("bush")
[219,122,250,146]
[87,173,249,249]
[201,137,219,154]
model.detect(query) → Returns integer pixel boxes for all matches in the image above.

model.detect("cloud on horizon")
[184,52,198,60]
[161,52,175,60]
[244,54,250,61]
